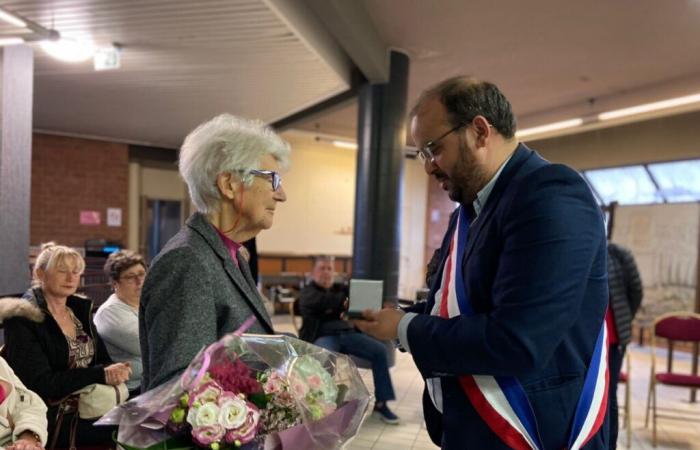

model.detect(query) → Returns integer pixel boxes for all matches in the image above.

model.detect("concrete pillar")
[0,45,33,296]
[352,50,409,301]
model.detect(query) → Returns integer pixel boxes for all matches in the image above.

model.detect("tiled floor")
[272,315,700,449]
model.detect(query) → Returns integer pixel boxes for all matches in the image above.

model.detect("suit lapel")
[462,144,534,263]
[187,213,274,332]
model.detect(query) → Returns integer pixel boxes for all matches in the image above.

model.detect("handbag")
[48,383,128,450]
[74,382,129,419]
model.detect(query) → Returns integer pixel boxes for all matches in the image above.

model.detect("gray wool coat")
[139,212,274,391]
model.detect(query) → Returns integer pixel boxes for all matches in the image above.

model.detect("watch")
[19,430,41,443]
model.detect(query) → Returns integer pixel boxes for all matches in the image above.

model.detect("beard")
[446,137,489,204]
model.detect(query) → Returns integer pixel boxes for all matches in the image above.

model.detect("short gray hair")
[179,114,291,214]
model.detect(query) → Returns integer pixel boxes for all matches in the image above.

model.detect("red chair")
[644,312,700,447]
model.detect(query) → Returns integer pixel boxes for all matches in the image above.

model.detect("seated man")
[298,256,400,424]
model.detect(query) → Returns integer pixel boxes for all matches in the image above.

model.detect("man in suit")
[355,76,609,449]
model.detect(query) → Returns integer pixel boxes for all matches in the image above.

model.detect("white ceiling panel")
[1,0,348,147]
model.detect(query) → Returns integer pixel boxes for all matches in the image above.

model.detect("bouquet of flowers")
[98,325,371,450]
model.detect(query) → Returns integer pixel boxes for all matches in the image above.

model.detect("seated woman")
[0,355,47,450]
[299,256,400,425]
[2,243,131,448]
[140,114,290,391]
[95,250,147,397]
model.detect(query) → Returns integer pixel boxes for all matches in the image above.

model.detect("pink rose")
[263,372,284,394]
[224,406,260,445]
[190,380,223,407]
[288,375,309,398]
[192,425,225,446]
[307,374,322,390]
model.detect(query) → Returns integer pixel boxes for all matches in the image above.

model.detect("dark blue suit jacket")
[407,145,609,449]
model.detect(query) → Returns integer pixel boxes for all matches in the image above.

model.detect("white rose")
[187,403,220,428]
[218,398,247,429]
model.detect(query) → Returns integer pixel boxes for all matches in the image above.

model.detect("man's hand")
[352,308,405,341]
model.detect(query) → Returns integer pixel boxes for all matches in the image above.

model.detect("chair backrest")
[654,312,700,342]
[651,311,700,374]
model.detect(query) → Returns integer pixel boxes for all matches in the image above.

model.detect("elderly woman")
[95,250,147,397]
[140,114,289,390]
[0,355,48,450]
[2,243,131,448]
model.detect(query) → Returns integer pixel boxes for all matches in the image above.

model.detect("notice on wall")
[107,207,122,227]
[80,210,101,225]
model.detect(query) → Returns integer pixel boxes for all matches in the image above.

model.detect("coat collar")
[186,213,273,332]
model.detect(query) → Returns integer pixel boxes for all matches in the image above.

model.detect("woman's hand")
[104,362,132,385]
[7,431,44,450]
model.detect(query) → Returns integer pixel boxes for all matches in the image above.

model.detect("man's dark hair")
[411,76,517,139]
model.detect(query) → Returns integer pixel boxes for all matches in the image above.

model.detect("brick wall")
[424,176,456,267]
[31,133,129,247]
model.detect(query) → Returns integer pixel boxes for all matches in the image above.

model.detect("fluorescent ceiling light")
[0,37,24,46]
[40,38,95,62]
[515,118,584,138]
[0,8,27,28]
[332,140,357,149]
[598,93,700,121]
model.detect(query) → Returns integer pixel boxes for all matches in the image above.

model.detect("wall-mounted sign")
[107,207,122,227]
[80,210,101,225]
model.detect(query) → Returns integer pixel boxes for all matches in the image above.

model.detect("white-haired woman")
[2,243,131,448]
[140,114,289,390]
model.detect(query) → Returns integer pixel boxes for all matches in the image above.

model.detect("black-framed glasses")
[417,123,467,163]
[249,169,282,191]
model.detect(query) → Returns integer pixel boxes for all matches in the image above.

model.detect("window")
[647,160,700,202]
[583,166,662,205]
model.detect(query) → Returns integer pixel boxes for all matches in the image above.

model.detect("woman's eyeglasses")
[248,170,282,191]
[120,273,147,284]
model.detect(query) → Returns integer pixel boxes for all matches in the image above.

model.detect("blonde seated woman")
[0,355,47,450]
[1,243,131,449]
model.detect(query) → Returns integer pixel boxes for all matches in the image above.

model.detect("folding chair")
[644,311,700,447]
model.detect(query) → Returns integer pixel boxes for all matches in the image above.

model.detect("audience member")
[2,243,130,448]
[140,114,289,390]
[299,256,400,424]
[95,250,147,397]
[0,354,48,450]
[606,241,643,448]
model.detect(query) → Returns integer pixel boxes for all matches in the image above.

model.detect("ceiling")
[2,0,700,147]
[1,0,349,147]
[295,0,700,141]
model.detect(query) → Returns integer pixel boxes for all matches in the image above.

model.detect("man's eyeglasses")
[120,272,146,284]
[248,170,282,192]
[417,123,466,164]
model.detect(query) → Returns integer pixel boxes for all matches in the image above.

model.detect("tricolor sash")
[434,206,609,450]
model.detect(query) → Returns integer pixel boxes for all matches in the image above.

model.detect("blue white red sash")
[434,206,609,450]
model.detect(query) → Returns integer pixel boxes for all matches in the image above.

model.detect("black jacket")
[298,282,350,343]
[607,242,643,345]
[2,288,112,402]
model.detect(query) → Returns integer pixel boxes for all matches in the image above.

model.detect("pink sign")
[80,210,101,225]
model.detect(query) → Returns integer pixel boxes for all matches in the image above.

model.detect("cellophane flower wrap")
[97,329,371,450]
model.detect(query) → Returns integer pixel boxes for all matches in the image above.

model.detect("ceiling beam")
[301,0,389,83]
[262,0,355,87]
